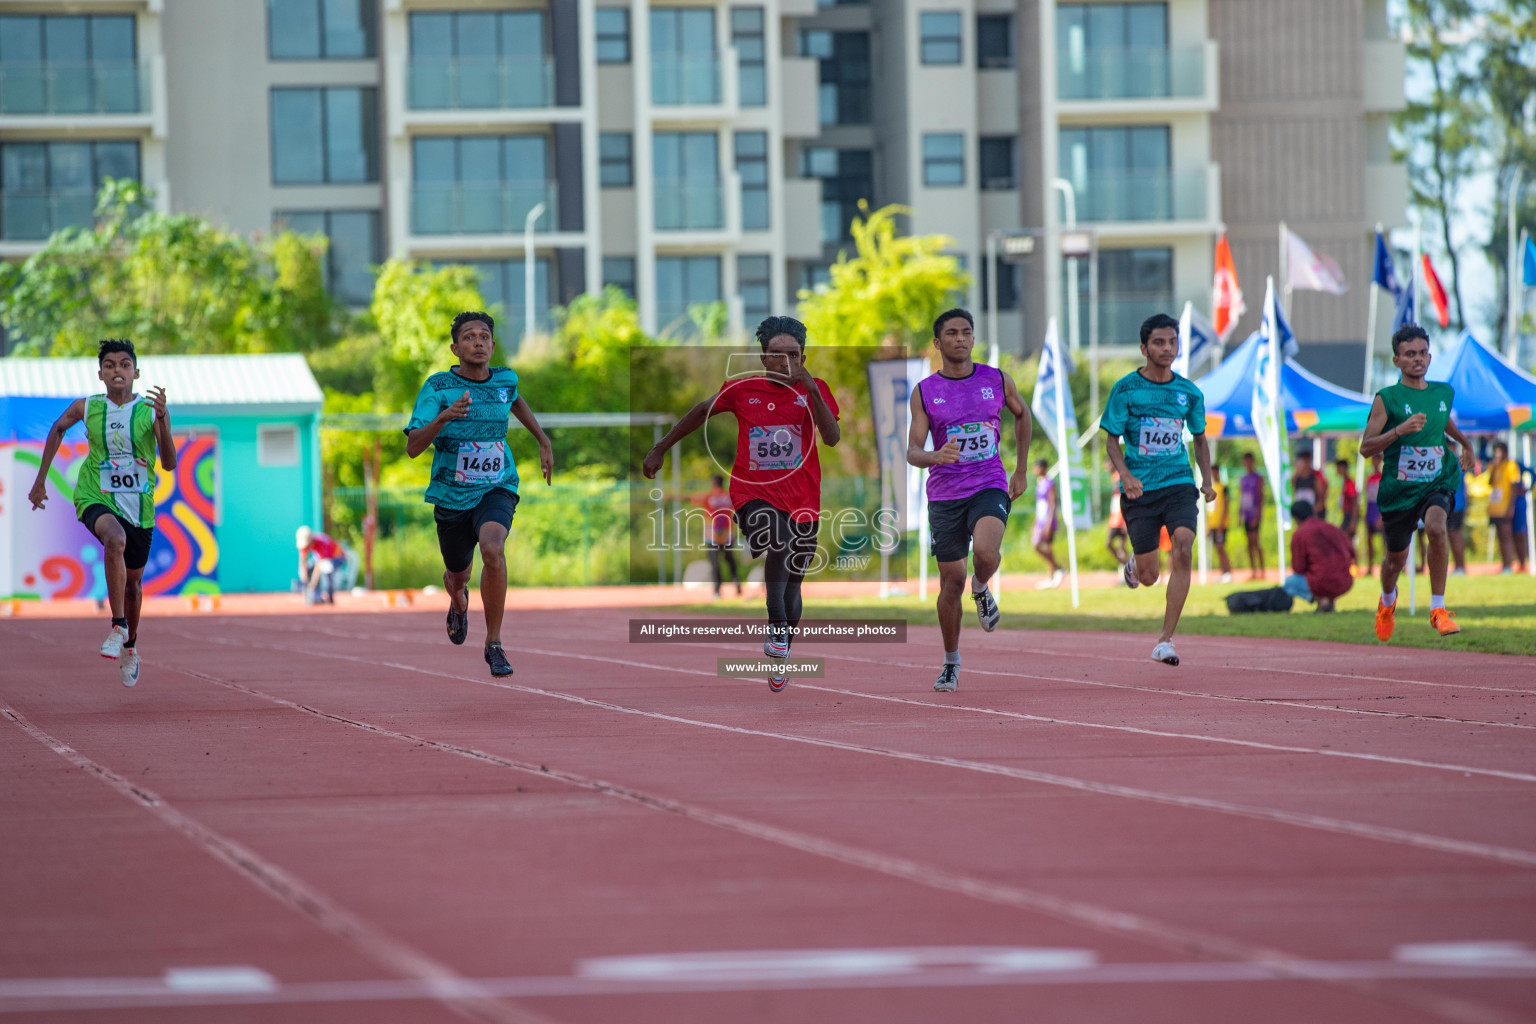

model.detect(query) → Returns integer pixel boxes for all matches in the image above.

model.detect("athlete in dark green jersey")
[28,340,176,686]
[406,312,553,677]
[1359,324,1476,641]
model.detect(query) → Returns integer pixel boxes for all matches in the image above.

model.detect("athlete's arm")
[148,387,177,471]
[27,399,86,510]
[1443,418,1478,473]
[1002,371,1031,501]
[510,395,554,485]
[1192,433,1216,503]
[1359,396,1423,458]
[405,393,472,459]
[905,388,958,469]
[1102,435,1143,500]
[642,395,719,479]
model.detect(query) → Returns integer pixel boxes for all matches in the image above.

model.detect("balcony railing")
[407,56,554,111]
[651,52,721,106]
[410,181,558,236]
[654,179,723,231]
[1070,168,1208,223]
[0,62,149,115]
[1,189,96,240]
[1057,45,1205,102]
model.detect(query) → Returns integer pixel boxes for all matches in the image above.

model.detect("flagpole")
[1364,224,1382,395]
[1050,319,1081,608]
[1265,281,1287,579]
[1524,433,1535,577]
[1508,170,1522,360]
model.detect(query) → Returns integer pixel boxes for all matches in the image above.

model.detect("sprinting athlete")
[1359,323,1475,640]
[643,316,840,692]
[405,311,553,677]
[907,308,1030,693]
[1101,313,1215,666]
[28,339,176,687]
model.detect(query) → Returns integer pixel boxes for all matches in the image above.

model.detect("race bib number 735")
[946,421,998,463]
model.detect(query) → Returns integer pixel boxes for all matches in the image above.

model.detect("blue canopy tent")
[1426,331,1536,433]
[1194,331,1374,438]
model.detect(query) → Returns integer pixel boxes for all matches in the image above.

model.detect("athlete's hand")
[1457,444,1477,473]
[789,360,815,390]
[441,393,472,422]
[641,446,665,479]
[148,386,168,421]
[1202,482,1217,505]
[28,479,48,510]
[930,440,961,466]
[537,437,554,485]
[1007,468,1028,501]
[1396,412,1427,437]
[1121,473,1145,500]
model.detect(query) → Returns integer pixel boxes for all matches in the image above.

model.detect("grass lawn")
[685,573,1536,657]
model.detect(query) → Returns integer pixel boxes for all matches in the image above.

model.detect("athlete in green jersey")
[406,311,553,677]
[1359,324,1476,641]
[28,340,177,686]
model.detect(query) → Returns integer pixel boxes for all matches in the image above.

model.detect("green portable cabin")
[0,354,323,595]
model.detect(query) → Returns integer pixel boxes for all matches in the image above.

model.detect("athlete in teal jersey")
[406,311,553,677]
[1359,324,1476,641]
[28,340,177,686]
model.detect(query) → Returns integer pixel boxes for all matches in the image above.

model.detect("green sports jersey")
[1101,369,1207,493]
[1375,380,1460,513]
[73,394,158,528]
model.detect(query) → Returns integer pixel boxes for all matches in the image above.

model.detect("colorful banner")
[1,433,219,600]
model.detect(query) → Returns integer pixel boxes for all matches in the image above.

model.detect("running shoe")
[1219,572,1233,584]
[764,629,790,692]
[972,585,1000,632]
[446,602,468,646]
[1050,568,1065,589]
[1121,560,1141,590]
[99,625,128,660]
[933,664,959,692]
[1150,641,1179,666]
[119,647,140,688]
[1374,597,1396,642]
[484,641,514,677]
[1430,608,1460,636]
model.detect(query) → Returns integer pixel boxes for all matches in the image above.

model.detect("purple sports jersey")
[920,365,1008,502]
[1239,471,1264,525]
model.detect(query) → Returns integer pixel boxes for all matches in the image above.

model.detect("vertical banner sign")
[867,358,927,534]
[1253,277,1292,575]
[1030,320,1093,529]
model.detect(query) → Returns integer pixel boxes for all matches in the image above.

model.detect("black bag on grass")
[1225,587,1294,614]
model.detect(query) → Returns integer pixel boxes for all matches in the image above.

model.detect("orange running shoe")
[1430,607,1460,636]
[1374,597,1396,642]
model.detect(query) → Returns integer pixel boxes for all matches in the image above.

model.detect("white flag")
[1253,278,1293,538]
[1284,228,1349,295]
[1031,319,1093,529]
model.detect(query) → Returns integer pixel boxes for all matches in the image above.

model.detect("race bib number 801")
[455,441,505,483]
[946,421,998,463]
[1397,446,1441,483]
[99,456,146,494]
[1137,416,1185,457]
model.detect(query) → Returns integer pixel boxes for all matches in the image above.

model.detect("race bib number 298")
[1397,446,1441,483]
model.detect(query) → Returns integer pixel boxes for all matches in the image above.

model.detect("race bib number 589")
[748,424,803,472]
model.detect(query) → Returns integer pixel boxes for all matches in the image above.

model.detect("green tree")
[0,179,337,355]
[1480,1,1536,343]
[369,258,486,411]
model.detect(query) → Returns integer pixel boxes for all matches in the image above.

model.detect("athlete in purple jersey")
[907,308,1031,693]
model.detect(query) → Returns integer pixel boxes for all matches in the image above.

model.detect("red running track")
[3,609,1536,1023]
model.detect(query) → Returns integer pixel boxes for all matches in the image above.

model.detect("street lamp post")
[524,201,547,348]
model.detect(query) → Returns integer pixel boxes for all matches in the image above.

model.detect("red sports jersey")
[305,532,343,560]
[713,375,839,522]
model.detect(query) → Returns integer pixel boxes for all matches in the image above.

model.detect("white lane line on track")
[163,631,1536,871]
[156,664,1520,1024]
[0,704,555,1024]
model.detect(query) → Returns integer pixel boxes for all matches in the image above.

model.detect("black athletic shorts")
[1381,490,1453,554]
[736,499,820,561]
[927,487,1011,563]
[79,503,153,571]
[1447,506,1466,530]
[1123,483,1199,556]
[434,488,519,574]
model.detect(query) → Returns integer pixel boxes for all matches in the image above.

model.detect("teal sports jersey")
[1101,369,1206,493]
[406,366,520,510]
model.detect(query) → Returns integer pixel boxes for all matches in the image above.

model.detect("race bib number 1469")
[1137,416,1184,457]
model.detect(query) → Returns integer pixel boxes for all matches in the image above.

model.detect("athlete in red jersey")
[696,475,741,597]
[643,316,840,691]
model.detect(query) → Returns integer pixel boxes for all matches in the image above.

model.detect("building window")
[979,257,1019,311]
[922,133,965,187]
[0,14,140,115]
[651,7,718,106]
[1075,246,1173,344]
[799,30,870,126]
[603,256,636,298]
[976,14,1013,68]
[268,0,375,60]
[731,7,766,107]
[270,87,378,184]
[979,136,1015,190]
[800,147,871,244]
[738,254,772,326]
[653,131,721,230]
[735,131,769,231]
[1058,3,1170,100]
[600,132,632,187]
[919,12,962,65]
[594,7,630,63]
[656,255,722,336]
[274,209,380,306]
[411,134,549,234]
[469,258,552,340]
[407,11,548,110]
[1059,125,1171,220]
[0,140,138,240]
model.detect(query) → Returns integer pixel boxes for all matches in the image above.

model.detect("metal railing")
[1057,45,1206,101]
[654,179,724,231]
[406,56,554,111]
[651,52,721,106]
[0,189,96,240]
[1068,168,1208,223]
[0,61,148,115]
[410,181,558,235]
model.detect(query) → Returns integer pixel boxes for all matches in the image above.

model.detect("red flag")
[1212,233,1245,341]
[1421,253,1450,328]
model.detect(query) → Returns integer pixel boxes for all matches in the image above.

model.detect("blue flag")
[1524,236,1536,287]
[1392,278,1416,331]
[1373,230,1402,297]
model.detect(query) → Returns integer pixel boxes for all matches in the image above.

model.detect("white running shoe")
[1219,572,1233,583]
[1151,641,1179,666]
[119,648,140,688]
[972,585,1000,631]
[1050,568,1065,589]
[933,664,959,692]
[99,626,128,660]
[1122,561,1141,590]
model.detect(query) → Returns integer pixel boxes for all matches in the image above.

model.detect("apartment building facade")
[0,0,1404,366]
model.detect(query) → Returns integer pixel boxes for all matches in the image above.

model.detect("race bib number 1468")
[455,441,505,483]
